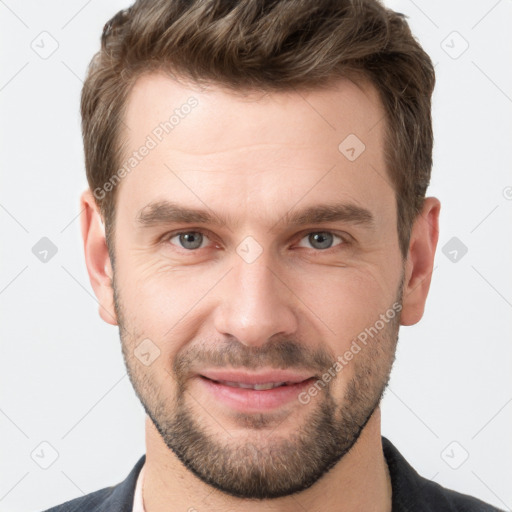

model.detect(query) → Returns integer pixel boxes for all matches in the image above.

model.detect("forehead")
[116,72,393,228]
[122,72,385,152]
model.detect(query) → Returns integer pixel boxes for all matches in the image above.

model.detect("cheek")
[115,263,219,362]
[117,251,197,316]
[289,264,397,343]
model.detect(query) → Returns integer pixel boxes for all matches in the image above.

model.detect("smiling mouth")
[199,376,316,391]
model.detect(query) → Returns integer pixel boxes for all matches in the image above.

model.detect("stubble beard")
[113,275,402,499]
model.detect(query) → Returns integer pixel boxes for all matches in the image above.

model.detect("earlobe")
[80,189,118,326]
[400,197,441,326]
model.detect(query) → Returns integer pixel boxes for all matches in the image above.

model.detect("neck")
[142,407,392,512]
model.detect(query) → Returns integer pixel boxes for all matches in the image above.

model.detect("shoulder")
[401,474,505,512]
[39,454,146,512]
[41,486,116,512]
[382,437,504,512]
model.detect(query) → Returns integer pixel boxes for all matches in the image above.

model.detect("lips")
[199,369,314,388]
[197,370,317,412]
[209,380,288,390]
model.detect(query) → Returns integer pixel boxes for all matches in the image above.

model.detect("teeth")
[219,380,287,390]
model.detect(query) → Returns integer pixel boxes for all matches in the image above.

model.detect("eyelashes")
[162,229,350,254]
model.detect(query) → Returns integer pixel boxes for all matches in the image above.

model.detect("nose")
[213,255,299,348]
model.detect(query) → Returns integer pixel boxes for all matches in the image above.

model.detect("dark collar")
[101,453,146,511]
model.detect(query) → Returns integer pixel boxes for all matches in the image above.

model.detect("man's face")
[110,73,405,499]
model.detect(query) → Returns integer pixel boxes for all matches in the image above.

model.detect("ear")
[80,189,118,326]
[400,197,441,326]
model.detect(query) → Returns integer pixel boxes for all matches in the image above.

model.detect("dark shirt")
[42,436,504,511]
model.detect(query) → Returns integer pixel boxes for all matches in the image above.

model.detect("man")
[44,0,503,511]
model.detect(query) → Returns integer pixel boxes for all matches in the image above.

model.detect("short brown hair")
[81,0,435,260]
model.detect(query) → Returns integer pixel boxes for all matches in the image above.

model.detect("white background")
[1,1,511,511]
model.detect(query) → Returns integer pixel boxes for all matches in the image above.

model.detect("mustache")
[172,336,335,380]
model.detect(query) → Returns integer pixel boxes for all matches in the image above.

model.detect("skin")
[81,72,440,512]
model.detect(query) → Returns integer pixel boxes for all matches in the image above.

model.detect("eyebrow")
[135,200,375,231]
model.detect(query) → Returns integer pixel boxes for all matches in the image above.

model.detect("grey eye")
[170,232,206,250]
[298,232,343,250]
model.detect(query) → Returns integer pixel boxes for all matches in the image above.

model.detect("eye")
[167,231,210,250]
[162,230,347,253]
[296,231,345,251]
